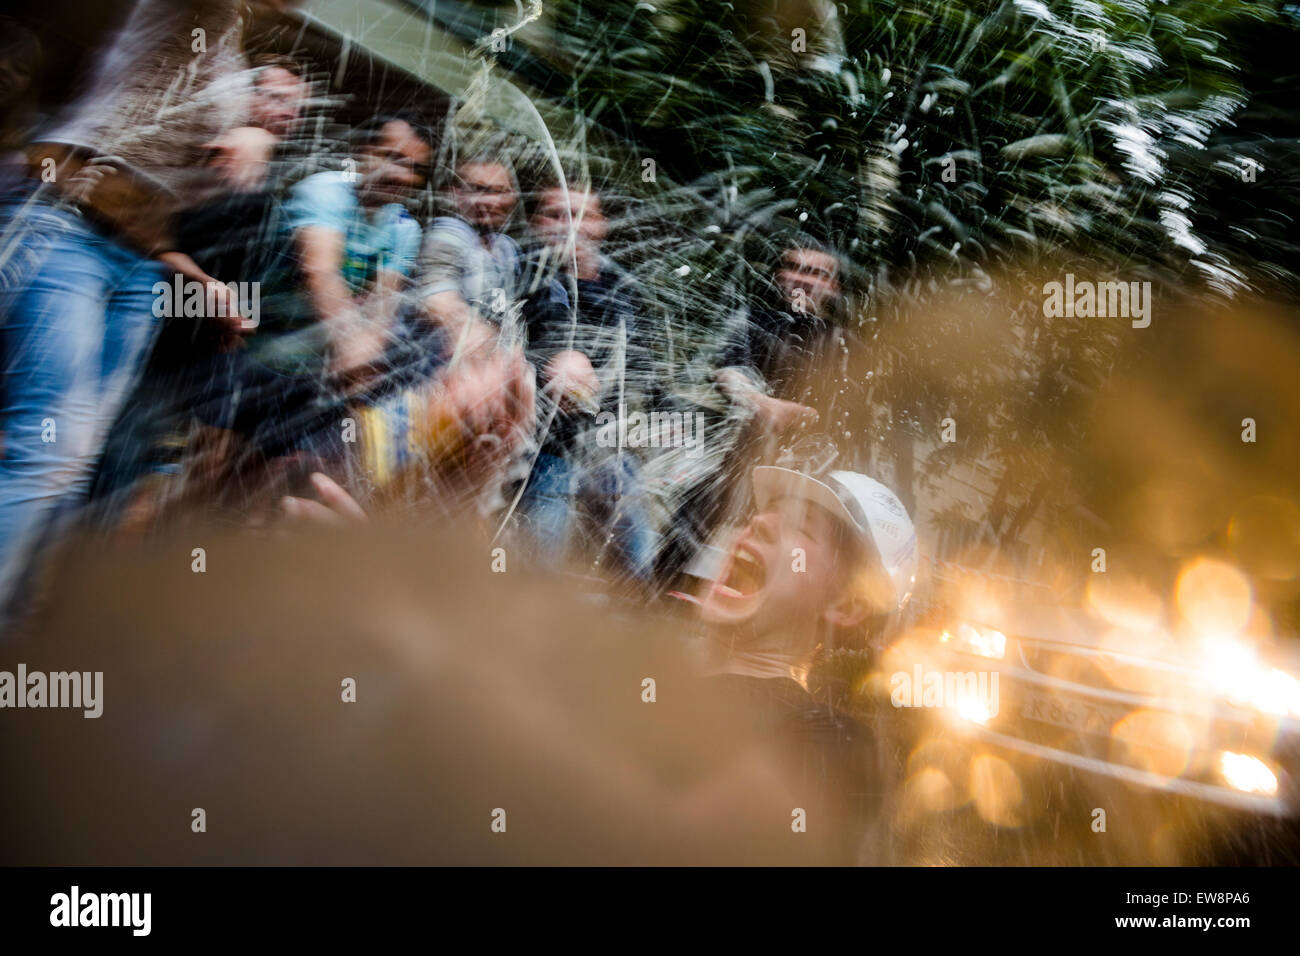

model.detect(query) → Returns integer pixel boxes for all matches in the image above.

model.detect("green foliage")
[535,0,1292,293]
[471,0,1299,552]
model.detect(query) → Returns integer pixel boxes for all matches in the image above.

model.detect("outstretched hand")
[543,349,600,413]
[427,347,536,480]
[279,472,369,527]
[754,394,819,434]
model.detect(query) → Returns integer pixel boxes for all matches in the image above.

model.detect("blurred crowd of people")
[0,2,881,618]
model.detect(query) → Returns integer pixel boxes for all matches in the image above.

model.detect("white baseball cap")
[752,466,919,609]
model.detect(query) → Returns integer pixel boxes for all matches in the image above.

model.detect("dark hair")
[452,152,512,179]
[781,233,845,275]
[0,17,41,148]
[352,112,434,152]
[0,19,41,94]
[521,178,599,221]
[251,53,305,81]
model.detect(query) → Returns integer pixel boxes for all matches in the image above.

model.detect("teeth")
[722,548,764,598]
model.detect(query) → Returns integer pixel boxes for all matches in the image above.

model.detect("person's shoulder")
[704,673,812,717]
[491,232,523,259]
[711,675,849,730]
[292,169,350,196]
[546,276,570,307]
[748,302,793,328]
[589,260,645,320]
[287,171,355,213]
[597,258,643,294]
[427,215,475,239]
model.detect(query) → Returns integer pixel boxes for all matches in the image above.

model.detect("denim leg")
[76,251,167,500]
[0,200,163,611]
[519,452,576,565]
[585,453,658,584]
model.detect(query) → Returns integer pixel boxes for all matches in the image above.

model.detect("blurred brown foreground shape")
[0,519,880,865]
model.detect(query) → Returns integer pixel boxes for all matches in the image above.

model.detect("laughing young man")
[684,464,918,862]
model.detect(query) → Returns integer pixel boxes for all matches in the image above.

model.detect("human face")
[250,66,306,139]
[206,125,277,192]
[358,120,431,206]
[776,248,841,318]
[531,188,607,250]
[700,497,859,637]
[452,162,517,232]
[0,51,33,106]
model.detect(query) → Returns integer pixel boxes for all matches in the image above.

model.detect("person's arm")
[157,249,212,287]
[716,368,819,432]
[714,365,766,402]
[417,225,498,360]
[296,225,356,328]
[156,250,250,344]
[715,362,820,434]
[295,225,379,380]
[366,266,407,325]
[711,307,819,433]
[712,312,772,402]
[713,310,760,382]
[284,172,396,382]
[424,290,496,358]
[523,281,596,411]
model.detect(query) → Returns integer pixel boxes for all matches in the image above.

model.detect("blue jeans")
[0,191,165,614]
[521,450,657,584]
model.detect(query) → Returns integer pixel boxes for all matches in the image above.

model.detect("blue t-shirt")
[285,171,421,292]
[251,171,422,374]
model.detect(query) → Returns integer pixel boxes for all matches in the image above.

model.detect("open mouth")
[713,544,766,600]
